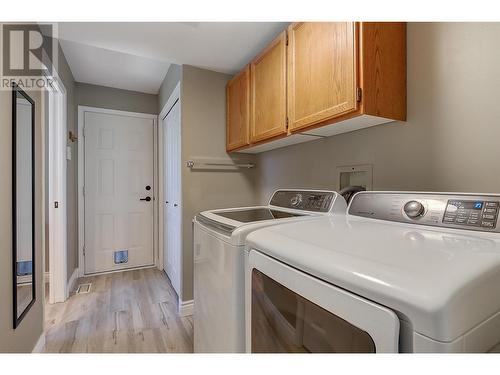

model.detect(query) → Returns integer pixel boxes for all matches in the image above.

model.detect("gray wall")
[179,65,258,301]
[0,72,44,352]
[256,23,500,201]
[158,64,182,112]
[76,82,158,114]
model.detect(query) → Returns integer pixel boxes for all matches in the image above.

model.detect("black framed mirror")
[12,83,36,328]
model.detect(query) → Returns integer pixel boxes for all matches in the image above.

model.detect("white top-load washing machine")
[193,189,347,353]
[245,191,500,353]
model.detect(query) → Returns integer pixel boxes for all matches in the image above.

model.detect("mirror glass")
[13,84,35,328]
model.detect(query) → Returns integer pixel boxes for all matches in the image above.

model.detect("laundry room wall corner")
[179,65,259,302]
[159,64,182,111]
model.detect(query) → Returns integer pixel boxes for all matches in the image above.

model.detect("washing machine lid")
[196,206,317,245]
[213,207,305,222]
[245,194,500,343]
[195,189,347,245]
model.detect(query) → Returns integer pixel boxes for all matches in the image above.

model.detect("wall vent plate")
[75,283,91,294]
[337,164,373,191]
[114,250,129,264]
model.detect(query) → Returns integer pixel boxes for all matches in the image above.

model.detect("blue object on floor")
[17,261,32,276]
[114,250,129,264]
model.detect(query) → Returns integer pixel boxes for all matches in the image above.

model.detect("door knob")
[166,201,169,204]
[140,197,152,202]
[174,203,178,207]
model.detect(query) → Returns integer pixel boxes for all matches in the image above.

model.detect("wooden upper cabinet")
[226,22,406,153]
[226,65,250,151]
[287,22,358,132]
[250,31,287,143]
[360,22,406,122]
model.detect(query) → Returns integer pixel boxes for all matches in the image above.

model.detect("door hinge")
[83,247,85,256]
[356,87,362,102]
[286,34,289,46]
[286,117,289,129]
[82,186,85,196]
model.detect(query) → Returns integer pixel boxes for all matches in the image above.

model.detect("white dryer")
[245,191,500,353]
[193,189,347,352]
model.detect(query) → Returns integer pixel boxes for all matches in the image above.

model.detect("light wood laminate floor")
[44,268,193,353]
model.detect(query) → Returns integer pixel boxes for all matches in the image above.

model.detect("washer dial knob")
[290,193,303,208]
[404,200,425,219]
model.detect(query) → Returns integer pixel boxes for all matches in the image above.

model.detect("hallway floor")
[44,268,193,353]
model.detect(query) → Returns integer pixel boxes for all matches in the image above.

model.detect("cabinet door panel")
[288,22,358,131]
[226,66,250,151]
[250,31,287,143]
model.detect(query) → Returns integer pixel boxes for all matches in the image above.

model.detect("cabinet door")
[226,66,250,151]
[250,31,287,143]
[288,22,358,132]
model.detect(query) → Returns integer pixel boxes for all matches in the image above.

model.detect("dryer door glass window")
[251,269,376,353]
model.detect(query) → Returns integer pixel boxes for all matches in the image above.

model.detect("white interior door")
[163,100,182,295]
[84,110,154,274]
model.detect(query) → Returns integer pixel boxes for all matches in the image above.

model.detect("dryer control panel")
[269,190,336,213]
[348,192,500,232]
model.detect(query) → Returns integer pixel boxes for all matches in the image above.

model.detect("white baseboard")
[44,272,51,284]
[178,299,194,317]
[32,333,45,353]
[67,267,79,296]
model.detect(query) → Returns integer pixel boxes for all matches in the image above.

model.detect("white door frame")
[158,82,181,274]
[77,106,158,277]
[47,74,68,304]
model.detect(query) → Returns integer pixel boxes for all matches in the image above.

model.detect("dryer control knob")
[404,200,425,219]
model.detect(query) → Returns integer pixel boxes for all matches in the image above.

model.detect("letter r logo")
[2,23,53,76]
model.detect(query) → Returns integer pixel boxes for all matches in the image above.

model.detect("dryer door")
[246,251,400,353]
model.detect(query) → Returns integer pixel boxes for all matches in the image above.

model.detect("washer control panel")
[444,200,499,229]
[348,192,500,232]
[270,190,335,212]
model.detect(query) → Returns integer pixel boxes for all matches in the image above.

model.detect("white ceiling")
[60,40,171,94]
[57,22,287,94]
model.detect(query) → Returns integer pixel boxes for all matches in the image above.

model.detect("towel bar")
[186,160,255,169]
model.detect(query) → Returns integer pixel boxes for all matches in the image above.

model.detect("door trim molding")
[158,82,181,274]
[178,299,194,317]
[67,267,79,294]
[46,73,68,304]
[77,106,158,277]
